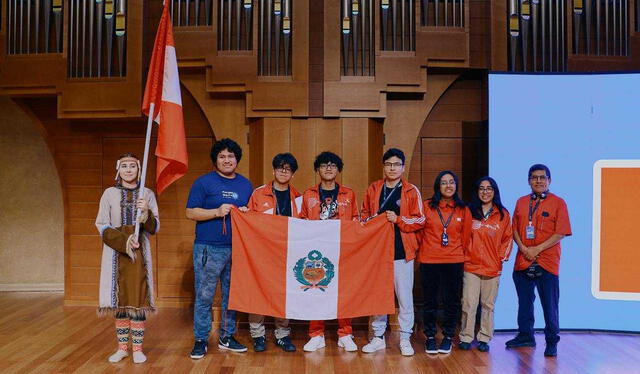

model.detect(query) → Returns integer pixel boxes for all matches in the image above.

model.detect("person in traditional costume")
[95,153,159,364]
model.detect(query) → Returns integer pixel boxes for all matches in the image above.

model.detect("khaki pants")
[459,271,500,343]
[248,314,291,339]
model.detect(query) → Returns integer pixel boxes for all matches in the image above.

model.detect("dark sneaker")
[544,343,557,357]
[253,336,266,352]
[458,341,471,350]
[425,337,438,354]
[477,341,490,352]
[275,336,297,352]
[218,335,248,353]
[505,335,536,348]
[438,337,452,354]
[190,339,208,359]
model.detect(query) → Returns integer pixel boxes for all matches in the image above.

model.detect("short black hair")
[210,138,243,164]
[272,153,299,173]
[528,164,551,180]
[313,151,344,172]
[382,148,405,164]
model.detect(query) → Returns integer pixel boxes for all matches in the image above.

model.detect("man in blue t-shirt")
[186,138,253,359]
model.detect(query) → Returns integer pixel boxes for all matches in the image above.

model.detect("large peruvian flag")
[229,211,396,320]
[142,3,188,194]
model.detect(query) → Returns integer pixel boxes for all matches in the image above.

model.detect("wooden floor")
[1,293,639,374]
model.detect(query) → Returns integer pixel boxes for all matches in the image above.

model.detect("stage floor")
[1,292,638,374]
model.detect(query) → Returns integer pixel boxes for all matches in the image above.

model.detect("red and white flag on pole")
[142,3,188,194]
[229,211,396,320]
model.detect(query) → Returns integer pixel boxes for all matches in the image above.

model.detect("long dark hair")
[429,170,464,209]
[468,176,508,221]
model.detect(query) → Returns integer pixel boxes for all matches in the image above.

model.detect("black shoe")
[438,337,452,354]
[505,335,536,348]
[190,339,208,359]
[218,335,248,353]
[253,336,266,352]
[458,342,471,350]
[544,343,557,357]
[275,336,297,352]
[425,337,438,354]
[477,341,490,352]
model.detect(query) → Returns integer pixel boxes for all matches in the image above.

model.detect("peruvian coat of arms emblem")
[293,250,335,291]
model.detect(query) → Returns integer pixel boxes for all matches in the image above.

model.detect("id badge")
[525,223,535,240]
[441,231,449,247]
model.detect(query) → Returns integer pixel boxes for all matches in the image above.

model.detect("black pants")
[420,262,464,338]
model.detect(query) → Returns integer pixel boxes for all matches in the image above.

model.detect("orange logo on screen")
[599,167,640,294]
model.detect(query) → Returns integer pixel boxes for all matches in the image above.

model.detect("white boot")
[303,335,326,352]
[362,337,386,353]
[108,349,129,363]
[337,335,358,352]
[133,350,147,364]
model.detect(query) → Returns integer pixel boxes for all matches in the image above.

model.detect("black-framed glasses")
[319,163,338,170]
[383,162,404,168]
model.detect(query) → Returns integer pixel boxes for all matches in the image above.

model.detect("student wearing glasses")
[246,153,302,353]
[360,148,425,356]
[506,164,571,357]
[458,177,513,353]
[300,151,360,352]
[418,170,471,355]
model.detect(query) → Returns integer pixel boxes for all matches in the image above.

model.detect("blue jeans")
[193,243,235,340]
[513,267,560,344]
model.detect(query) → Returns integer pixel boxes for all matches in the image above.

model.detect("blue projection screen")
[489,72,640,331]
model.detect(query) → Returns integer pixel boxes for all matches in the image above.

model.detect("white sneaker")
[399,339,415,356]
[108,349,129,363]
[337,335,358,352]
[303,335,326,352]
[362,337,386,353]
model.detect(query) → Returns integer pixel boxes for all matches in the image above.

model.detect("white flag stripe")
[161,46,182,107]
[285,218,340,320]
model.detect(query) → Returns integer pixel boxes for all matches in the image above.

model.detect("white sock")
[133,351,147,364]
[108,349,129,363]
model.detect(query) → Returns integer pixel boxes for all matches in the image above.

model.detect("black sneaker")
[544,343,557,357]
[253,336,266,352]
[425,337,438,354]
[438,337,452,354]
[477,341,490,352]
[275,336,297,352]
[505,335,536,348]
[218,335,248,353]
[458,341,471,350]
[190,339,208,359]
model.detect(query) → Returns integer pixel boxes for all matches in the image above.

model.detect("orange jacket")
[361,179,425,261]
[464,208,513,277]
[247,181,302,217]
[418,200,472,264]
[299,184,359,221]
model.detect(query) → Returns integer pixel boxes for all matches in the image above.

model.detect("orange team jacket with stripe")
[418,200,472,264]
[512,192,572,276]
[299,184,359,221]
[361,179,426,261]
[247,181,303,217]
[464,207,513,277]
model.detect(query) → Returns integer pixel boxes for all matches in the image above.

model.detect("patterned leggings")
[115,311,146,352]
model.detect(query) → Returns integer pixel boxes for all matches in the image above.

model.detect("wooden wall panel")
[290,119,318,191]
[409,71,488,202]
[17,82,214,307]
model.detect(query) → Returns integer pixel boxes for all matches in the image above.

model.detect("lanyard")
[436,205,455,232]
[528,197,542,224]
[377,182,401,214]
[273,184,290,216]
[483,206,494,221]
